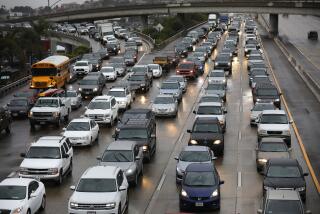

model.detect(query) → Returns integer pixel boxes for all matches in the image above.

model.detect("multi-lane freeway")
[0,15,320,214]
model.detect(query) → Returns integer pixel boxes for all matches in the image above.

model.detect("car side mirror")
[219,180,225,185]
[62,127,66,131]
[61,103,65,107]
[85,106,88,110]
[112,134,116,138]
[135,156,141,161]
[257,209,263,214]
[289,120,293,124]
[20,153,26,157]
[70,185,76,190]
[174,156,179,161]
[151,134,156,138]
[96,156,101,161]
[119,185,127,191]
[187,129,191,133]
[224,110,227,113]
[255,118,260,124]
[192,110,196,114]
[30,192,37,198]
[212,157,217,160]
[63,154,69,159]
[288,148,292,152]
[303,172,309,176]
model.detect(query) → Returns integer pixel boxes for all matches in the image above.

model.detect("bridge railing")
[49,31,91,48]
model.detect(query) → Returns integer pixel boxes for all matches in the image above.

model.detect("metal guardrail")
[154,21,207,50]
[133,31,155,51]
[49,31,91,48]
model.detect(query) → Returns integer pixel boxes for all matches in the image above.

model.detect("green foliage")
[67,46,90,59]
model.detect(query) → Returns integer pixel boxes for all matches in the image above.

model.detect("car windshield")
[184,171,216,186]
[193,52,204,57]
[102,150,133,162]
[88,101,110,110]
[14,92,32,97]
[267,165,301,178]
[108,91,125,97]
[132,67,147,73]
[252,104,275,111]
[251,71,267,76]
[118,128,148,139]
[260,114,288,124]
[76,179,117,192]
[216,55,229,61]
[149,65,159,69]
[75,62,88,66]
[249,55,263,60]
[197,106,222,115]
[265,200,303,214]
[210,72,224,77]
[193,123,220,133]
[67,122,90,131]
[129,75,144,81]
[257,89,278,96]
[154,96,175,104]
[260,143,287,152]
[200,96,220,103]
[254,76,269,82]
[66,91,77,97]
[35,99,58,107]
[9,99,27,106]
[0,186,26,200]
[178,63,194,70]
[79,80,98,85]
[26,147,61,159]
[168,77,183,82]
[161,82,179,90]
[207,84,225,90]
[180,151,211,162]
[101,68,114,73]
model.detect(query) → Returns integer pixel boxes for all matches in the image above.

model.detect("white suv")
[256,110,292,146]
[101,66,117,81]
[0,178,46,214]
[107,87,133,110]
[19,136,73,184]
[84,95,119,126]
[73,60,92,75]
[68,165,129,214]
[208,69,226,85]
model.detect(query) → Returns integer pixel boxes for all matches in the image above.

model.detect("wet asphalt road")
[0,18,320,214]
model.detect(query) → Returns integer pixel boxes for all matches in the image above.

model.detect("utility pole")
[48,0,50,7]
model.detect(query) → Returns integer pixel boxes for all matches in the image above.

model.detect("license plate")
[87,212,96,214]
[195,202,203,207]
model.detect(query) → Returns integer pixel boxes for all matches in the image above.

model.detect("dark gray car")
[7,98,32,117]
[78,76,104,97]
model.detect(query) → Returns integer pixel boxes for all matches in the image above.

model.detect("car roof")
[70,118,91,123]
[155,94,174,98]
[81,166,119,179]
[109,87,125,92]
[33,136,65,147]
[0,178,34,186]
[211,69,224,73]
[92,95,113,101]
[268,158,299,166]
[186,163,215,172]
[261,110,286,115]
[201,94,220,98]
[82,76,99,80]
[107,140,136,150]
[198,102,222,107]
[267,189,300,201]
[182,145,210,152]
[125,108,151,114]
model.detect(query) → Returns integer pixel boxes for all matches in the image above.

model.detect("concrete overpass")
[5,1,320,36]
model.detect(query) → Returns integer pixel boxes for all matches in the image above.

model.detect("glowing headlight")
[215,62,218,66]
[211,189,219,197]
[228,62,231,66]
[93,88,98,92]
[78,88,82,91]
[140,83,145,86]
[258,158,267,163]
[143,145,148,151]
[181,189,188,197]
[28,111,33,117]
[105,202,116,209]
[213,140,221,145]
[259,130,267,134]
[274,98,280,102]
[53,112,60,117]
[256,98,261,102]
[296,187,305,191]
[190,140,198,145]
[126,168,135,174]
[70,202,78,209]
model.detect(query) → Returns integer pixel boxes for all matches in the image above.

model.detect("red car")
[176,61,197,79]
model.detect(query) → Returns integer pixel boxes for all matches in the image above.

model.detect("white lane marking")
[157,173,166,191]
[7,171,16,178]
[237,171,242,188]
[137,53,146,65]
[238,131,242,142]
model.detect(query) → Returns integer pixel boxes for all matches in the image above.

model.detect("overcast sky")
[0,0,86,9]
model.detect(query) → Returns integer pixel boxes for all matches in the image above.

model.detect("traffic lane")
[278,15,320,69]
[261,36,320,212]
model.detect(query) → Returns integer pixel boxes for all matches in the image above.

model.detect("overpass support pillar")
[141,15,148,27]
[269,13,279,36]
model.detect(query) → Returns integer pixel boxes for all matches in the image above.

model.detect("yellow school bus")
[30,55,70,89]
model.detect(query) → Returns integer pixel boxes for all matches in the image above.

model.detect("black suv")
[0,107,12,134]
[187,117,224,156]
[114,118,156,162]
[106,43,120,55]
[253,83,281,108]
[115,108,155,136]
[78,76,105,97]
[214,54,232,75]
[127,72,151,92]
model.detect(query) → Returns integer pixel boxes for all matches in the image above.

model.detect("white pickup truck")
[29,97,71,129]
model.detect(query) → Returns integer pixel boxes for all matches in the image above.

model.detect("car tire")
[64,113,69,123]
[5,124,11,133]
[118,204,121,214]
[179,202,184,212]
[40,195,46,210]
[69,159,73,174]
[57,169,63,185]
[30,122,36,130]
[132,173,138,186]
[27,209,31,214]
[56,118,61,128]
[140,164,143,175]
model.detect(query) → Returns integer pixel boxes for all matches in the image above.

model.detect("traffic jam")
[0,14,313,214]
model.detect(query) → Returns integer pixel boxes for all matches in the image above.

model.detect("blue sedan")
[179,163,224,211]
